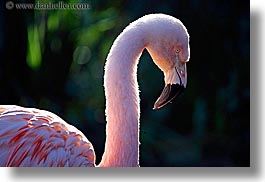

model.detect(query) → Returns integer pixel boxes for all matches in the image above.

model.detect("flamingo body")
[0,105,95,167]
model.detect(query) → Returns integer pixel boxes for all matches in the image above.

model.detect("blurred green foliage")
[27,24,42,69]
[0,0,249,166]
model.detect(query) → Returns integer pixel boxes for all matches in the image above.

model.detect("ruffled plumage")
[0,105,95,167]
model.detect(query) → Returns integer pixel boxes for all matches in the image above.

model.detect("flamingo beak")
[153,84,185,110]
[153,66,186,110]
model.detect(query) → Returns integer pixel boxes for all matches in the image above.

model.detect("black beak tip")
[153,84,185,110]
[152,105,159,110]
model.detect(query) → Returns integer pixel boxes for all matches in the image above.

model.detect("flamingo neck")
[99,27,146,167]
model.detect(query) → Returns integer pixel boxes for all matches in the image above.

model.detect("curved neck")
[99,28,145,167]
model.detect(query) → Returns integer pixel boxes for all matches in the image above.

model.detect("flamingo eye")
[176,49,180,54]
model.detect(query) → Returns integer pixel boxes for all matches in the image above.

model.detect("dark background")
[0,0,249,166]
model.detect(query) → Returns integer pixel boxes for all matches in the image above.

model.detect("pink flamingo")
[0,14,190,167]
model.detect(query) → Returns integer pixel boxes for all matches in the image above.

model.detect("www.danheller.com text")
[5,1,90,10]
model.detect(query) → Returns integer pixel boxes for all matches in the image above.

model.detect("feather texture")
[0,106,95,167]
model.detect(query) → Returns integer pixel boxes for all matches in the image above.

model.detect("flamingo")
[0,13,190,167]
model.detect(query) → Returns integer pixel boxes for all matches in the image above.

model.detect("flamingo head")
[143,14,190,109]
